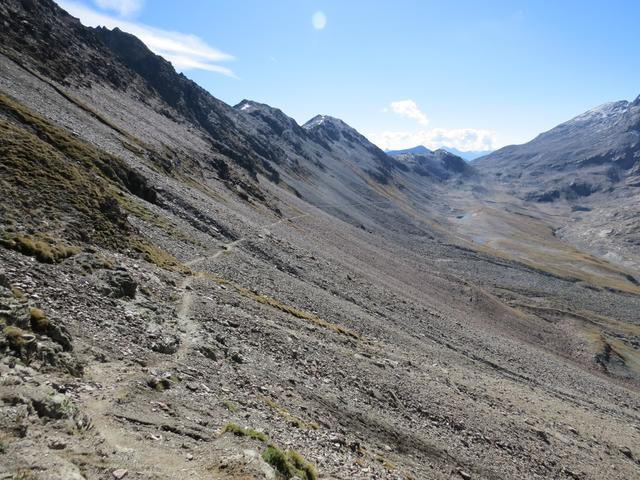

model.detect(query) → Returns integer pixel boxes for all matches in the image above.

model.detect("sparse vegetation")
[221,423,268,443]
[4,326,27,348]
[130,237,188,273]
[261,397,319,430]
[254,293,359,338]
[220,423,317,478]
[0,92,184,272]
[0,234,79,264]
[222,400,238,412]
[203,273,358,339]
[29,307,49,332]
[262,445,318,480]
[10,286,25,299]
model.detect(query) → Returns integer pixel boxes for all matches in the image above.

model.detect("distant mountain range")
[386,145,492,161]
[476,98,640,201]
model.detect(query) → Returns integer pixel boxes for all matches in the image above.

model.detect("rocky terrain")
[1,1,639,479]
[475,99,640,272]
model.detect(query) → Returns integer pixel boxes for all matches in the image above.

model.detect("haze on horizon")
[57,0,640,152]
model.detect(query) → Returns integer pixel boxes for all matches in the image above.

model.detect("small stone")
[186,382,199,392]
[231,351,245,364]
[186,453,194,461]
[112,469,128,479]
[151,335,180,354]
[458,470,472,480]
[48,438,67,450]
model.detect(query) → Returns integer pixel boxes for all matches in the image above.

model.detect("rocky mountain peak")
[234,99,305,137]
[303,114,370,147]
[387,145,432,156]
[303,114,363,134]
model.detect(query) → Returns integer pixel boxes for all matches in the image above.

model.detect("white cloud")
[312,11,327,30]
[389,99,429,126]
[94,0,142,17]
[376,99,497,151]
[368,128,497,152]
[57,1,236,77]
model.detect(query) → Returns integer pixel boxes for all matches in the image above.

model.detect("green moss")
[262,445,317,480]
[222,423,268,443]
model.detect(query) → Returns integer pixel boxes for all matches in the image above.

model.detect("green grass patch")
[222,423,268,443]
[262,445,318,480]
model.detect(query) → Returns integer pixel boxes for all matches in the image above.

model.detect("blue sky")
[58,0,640,151]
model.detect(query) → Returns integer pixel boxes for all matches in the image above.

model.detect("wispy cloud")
[368,128,497,152]
[94,0,142,17]
[57,0,236,77]
[389,99,429,126]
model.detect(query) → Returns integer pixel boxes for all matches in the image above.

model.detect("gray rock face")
[106,271,138,299]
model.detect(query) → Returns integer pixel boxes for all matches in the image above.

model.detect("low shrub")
[262,445,318,480]
[29,307,49,332]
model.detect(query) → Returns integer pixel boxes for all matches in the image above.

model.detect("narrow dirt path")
[76,206,386,478]
[172,213,309,362]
